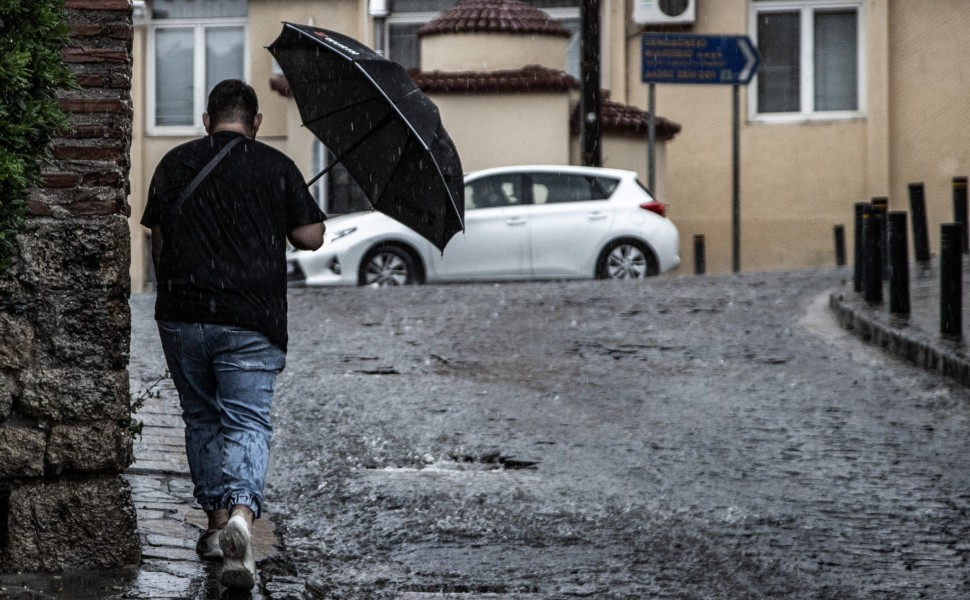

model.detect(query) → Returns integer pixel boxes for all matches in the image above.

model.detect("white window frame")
[385,12,440,70]
[749,0,866,124]
[543,7,583,78]
[146,17,249,136]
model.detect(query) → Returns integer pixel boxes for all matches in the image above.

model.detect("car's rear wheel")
[596,239,657,279]
[358,244,420,287]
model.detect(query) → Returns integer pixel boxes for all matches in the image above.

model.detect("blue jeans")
[156,321,285,518]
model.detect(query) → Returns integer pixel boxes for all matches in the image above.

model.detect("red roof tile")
[410,65,576,93]
[417,0,571,38]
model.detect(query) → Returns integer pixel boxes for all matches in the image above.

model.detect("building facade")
[128,0,970,289]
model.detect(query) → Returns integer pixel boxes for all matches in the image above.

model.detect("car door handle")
[587,211,608,221]
[506,217,527,226]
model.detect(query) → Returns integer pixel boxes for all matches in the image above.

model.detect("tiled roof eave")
[571,100,681,140]
[416,0,572,38]
[410,66,577,94]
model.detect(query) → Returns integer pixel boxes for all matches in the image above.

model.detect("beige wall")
[888,0,970,255]
[422,33,568,72]
[431,93,572,172]
[130,25,147,292]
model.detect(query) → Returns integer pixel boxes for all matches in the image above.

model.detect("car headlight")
[329,226,358,242]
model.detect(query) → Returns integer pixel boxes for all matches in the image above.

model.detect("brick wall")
[0,0,139,571]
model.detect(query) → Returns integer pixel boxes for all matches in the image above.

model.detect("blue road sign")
[641,33,760,85]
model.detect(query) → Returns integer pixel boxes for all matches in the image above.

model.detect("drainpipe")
[369,0,389,56]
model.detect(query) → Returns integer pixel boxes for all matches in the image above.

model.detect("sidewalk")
[0,375,306,600]
[119,376,307,600]
[829,258,970,386]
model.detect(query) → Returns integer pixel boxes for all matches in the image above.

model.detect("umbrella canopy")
[268,23,464,252]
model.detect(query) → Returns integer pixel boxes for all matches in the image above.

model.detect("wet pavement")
[3,260,970,598]
[267,264,970,598]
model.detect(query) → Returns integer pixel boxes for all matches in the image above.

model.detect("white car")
[288,165,680,286]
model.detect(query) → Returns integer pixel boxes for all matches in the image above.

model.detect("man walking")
[141,79,325,590]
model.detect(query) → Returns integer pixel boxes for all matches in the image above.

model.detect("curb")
[829,291,970,386]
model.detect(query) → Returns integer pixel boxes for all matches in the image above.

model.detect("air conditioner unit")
[634,0,696,25]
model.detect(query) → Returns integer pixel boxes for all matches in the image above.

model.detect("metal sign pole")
[732,84,740,273]
[648,83,656,193]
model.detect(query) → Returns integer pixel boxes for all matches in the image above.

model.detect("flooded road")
[268,269,970,598]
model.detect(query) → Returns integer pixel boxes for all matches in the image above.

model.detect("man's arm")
[149,226,163,277]
[288,222,325,251]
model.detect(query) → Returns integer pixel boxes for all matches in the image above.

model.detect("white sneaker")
[219,514,256,590]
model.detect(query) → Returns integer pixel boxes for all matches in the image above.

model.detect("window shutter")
[814,10,858,111]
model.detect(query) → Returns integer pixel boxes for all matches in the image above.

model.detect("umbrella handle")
[305,112,394,188]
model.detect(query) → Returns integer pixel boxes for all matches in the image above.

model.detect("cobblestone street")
[247,268,970,599]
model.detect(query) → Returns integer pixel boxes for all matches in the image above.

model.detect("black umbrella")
[268,23,464,252]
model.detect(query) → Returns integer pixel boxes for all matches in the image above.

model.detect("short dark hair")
[206,79,258,128]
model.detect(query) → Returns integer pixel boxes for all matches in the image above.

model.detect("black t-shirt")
[141,131,325,351]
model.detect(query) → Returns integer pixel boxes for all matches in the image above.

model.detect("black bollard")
[853,202,866,292]
[953,177,968,254]
[834,224,846,266]
[887,211,910,315]
[693,234,705,275]
[871,197,889,280]
[940,222,963,337]
[863,207,883,304]
[909,183,931,263]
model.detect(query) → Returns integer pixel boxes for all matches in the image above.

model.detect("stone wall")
[0,0,139,571]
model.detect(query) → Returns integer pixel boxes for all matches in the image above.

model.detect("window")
[311,140,371,215]
[464,175,524,210]
[530,173,616,204]
[751,1,863,120]
[387,0,581,76]
[147,0,248,133]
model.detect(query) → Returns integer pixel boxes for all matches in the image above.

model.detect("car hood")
[323,210,385,231]
[288,210,422,256]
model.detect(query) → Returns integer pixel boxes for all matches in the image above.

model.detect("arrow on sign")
[737,36,758,83]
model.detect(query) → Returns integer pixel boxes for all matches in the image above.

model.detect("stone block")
[17,216,130,291]
[46,421,132,474]
[19,367,128,421]
[2,476,140,571]
[0,427,46,477]
[0,310,34,370]
[32,290,130,370]
[0,372,16,420]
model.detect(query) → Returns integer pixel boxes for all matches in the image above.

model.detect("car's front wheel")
[596,239,657,279]
[358,244,420,287]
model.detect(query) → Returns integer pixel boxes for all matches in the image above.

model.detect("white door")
[431,174,531,279]
[528,173,616,276]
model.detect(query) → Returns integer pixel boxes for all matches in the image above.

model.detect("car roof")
[464,165,637,181]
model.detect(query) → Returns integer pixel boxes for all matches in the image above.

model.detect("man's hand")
[288,222,325,251]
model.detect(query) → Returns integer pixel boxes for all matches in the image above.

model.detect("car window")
[464,174,523,210]
[530,173,619,205]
